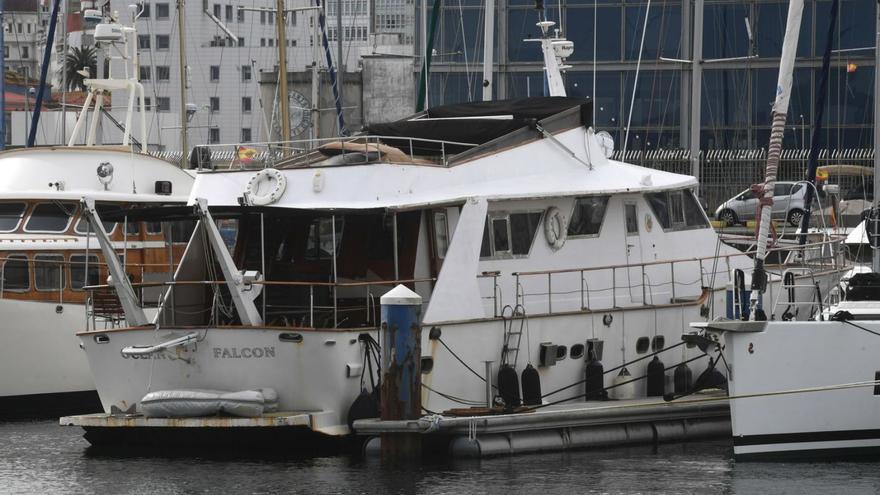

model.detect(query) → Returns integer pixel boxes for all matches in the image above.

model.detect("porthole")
[570,343,585,360]
[635,337,650,354]
[421,357,434,374]
[555,345,567,361]
[279,333,303,343]
[651,335,666,352]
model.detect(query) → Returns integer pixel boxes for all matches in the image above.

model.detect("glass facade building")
[423,0,876,152]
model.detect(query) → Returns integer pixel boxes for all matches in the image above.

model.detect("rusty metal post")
[380,284,423,460]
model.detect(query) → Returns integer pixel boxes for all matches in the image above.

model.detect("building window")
[260,38,266,47]
[156,97,171,111]
[225,4,232,21]
[241,96,252,112]
[212,3,221,16]
[241,128,252,142]
[156,34,170,50]
[238,37,245,47]
[138,34,150,49]
[210,65,220,81]
[209,127,221,144]
[260,11,266,23]
[139,66,151,81]
[2,255,29,292]
[21,46,29,59]
[268,38,274,47]
[143,97,151,110]
[289,11,296,25]
[237,7,244,22]
[34,254,65,291]
[156,66,170,80]
[210,97,220,112]
[3,46,8,58]
[141,3,151,18]
[241,65,251,81]
[155,2,170,18]
[268,11,274,24]
[70,254,99,291]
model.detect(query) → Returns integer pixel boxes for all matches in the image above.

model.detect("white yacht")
[0,14,194,418]
[74,93,847,436]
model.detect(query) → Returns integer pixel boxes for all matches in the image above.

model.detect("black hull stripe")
[734,429,880,446]
[735,445,880,462]
[0,390,101,420]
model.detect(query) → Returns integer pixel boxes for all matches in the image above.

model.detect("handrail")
[510,238,844,278]
[83,277,436,291]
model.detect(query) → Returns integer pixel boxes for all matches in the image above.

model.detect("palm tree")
[61,46,97,91]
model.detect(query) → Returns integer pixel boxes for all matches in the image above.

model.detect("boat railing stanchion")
[612,267,617,308]
[441,141,446,166]
[641,263,647,303]
[484,360,494,407]
[309,285,314,328]
[670,261,676,302]
[580,270,585,310]
[547,273,553,314]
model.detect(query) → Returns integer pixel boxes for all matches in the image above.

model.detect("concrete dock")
[355,393,730,458]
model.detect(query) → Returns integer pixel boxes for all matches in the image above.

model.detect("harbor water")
[4,420,880,494]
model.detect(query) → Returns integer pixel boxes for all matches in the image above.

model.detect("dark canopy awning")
[364,97,591,155]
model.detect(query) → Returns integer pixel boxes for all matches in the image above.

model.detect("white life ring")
[543,206,567,251]
[245,168,287,206]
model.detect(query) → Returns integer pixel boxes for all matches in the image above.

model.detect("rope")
[541,339,687,399]
[421,382,484,407]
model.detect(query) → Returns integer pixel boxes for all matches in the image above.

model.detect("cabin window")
[1,255,29,291]
[25,203,74,233]
[636,336,650,354]
[170,220,197,244]
[216,219,239,253]
[481,211,543,258]
[0,203,26,232]
[492,218,510,254]
[70,254,99,290]
[34,254,65,291]
[646,190,709,231]
[146,222,163,234]
[509,212,542,255]
[74,204,117,234]
[433,211,449,259]
[625,203,639,235]
[568,196,609,237]
[306,217,344,260]
[123,219,141,236]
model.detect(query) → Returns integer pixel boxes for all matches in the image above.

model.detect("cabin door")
[623,201,643,304]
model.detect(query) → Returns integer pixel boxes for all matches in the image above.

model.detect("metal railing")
[485,237,846,318]
[153,134,479,170]
[84,276,435,330]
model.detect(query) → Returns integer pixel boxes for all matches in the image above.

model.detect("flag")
[237,146,257,163]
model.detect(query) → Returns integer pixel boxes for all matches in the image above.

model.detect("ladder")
[500,304,527,368]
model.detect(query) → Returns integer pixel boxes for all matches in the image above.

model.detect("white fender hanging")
[543,206,567,251]
[245,168,287,206]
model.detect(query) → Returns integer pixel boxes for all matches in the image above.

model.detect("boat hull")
[723,320,880,460]
[0,299,102,419]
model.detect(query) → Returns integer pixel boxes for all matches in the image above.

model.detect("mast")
[481,0,494,101]
[797,0,838,245]
[416,0,441,111]
[276,0,291,143]
[26,0,62,147]
[750,0,804,320]
[688,0,703,190]
[0,0,5,151]
[336,0,342,120]
[872,0,880,272]
[61,0,68,143]
[177,0,188,166]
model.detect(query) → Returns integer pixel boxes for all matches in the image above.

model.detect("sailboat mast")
[750,0,804,320]
[0,0,5,151]
[276,0,291,142]
[481,0,494,101]
[336,0,343,116]
[688,0,703,190]
[872,1,880,272]
[177,0,188,166]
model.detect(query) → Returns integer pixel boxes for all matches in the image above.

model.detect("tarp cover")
[365,97,590,155]
[140,388,277,418]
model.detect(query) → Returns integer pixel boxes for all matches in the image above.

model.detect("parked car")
[715,181,807,226]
